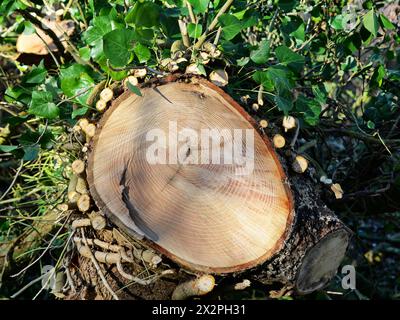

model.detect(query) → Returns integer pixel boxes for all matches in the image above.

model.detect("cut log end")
[77,194,90,212]
[87,77,294,274]
[295,229,350,294]
[71,159,85,175]
[172,275,215,300]
[86,75,350,292]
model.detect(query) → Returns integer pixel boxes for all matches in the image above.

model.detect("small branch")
[11,213,71,277]
[116,261,174,285]
[321,128,400,146]
[267,8,279,41]
[178,19,191,48]
[108,64,164,76]
[0,160,24,201]
[213,26,222,45]
[193,0,234,50]
[185,0,197,23]
[34,29,60,68]
[80,229,119,300]
[290,119,300,149]
[0,103,34,131]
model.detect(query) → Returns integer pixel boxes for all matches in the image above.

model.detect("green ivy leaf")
[23,60,47,84]
[29,91,59,119]
[0,145,18,152]
[133,43,151,63]
[60,64,95,106]
[79,47,91,61]
[275,45,305,73]
[295,95,321,126]
[252,71,274,91]
[187,0,210,14]
[127,82,142,96]
[187,23,203,39]
[331,14,344,30]
[274,91,293,114]
[379,14,395,30]
[250,39,270,64]
[363,9,379,37]
[218,14,242,40]
[125,2,160,28]
[370,64,386,87]
[278,0,299,12]
[83,16,115,46]
[23,145,40,161]
[103,29,135,67]
[71,107,89,119]
[266,65,295,91]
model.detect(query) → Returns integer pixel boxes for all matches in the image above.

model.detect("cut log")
[87,75,351,293]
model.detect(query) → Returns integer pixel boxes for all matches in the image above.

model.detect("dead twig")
[80,229,119,300]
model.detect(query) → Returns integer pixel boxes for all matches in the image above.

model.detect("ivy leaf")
[278,0,299,12]
[370,64,386,87]
[295,94,321,126]
[71,107,89,119]
[79,47,91,61]
[218,14,242,40]
[0,145,18,152]
[133,43,151,63]
[28,91,59,119]
[103,29,135,67]
[23,145,40,161]
[187,0,210,13]
[379,14,395,30]
[252,71,274,91]
[274,91,293,114]
[275,45,305,73]
[187,23,203,39]
[23,60,47,84]
[83,16,114,46]
[60,64,94,106]
[127,82,142,96]
[250,39,270,64]
[266,65,295,91]
[125,2,160,28]
[363,9,379,37]
[331,14,344,30]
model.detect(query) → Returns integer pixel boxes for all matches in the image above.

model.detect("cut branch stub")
[87,76,294,273]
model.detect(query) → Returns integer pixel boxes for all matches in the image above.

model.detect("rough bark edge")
[250,169,352,291]
[86,74,295,274]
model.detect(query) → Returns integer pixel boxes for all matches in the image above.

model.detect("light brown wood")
[273,134,285,149]
[77,194,90,212]
[71,160,85,175]
[16,19,74,55]
[87,77,294,273]
[172,275,215,300]
[292,155,308,173]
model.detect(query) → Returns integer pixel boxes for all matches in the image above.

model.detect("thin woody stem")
[193,0,234,50]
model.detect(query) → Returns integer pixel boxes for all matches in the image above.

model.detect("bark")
[250,173,351,294]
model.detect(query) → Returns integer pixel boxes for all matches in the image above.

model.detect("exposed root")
[80,229,119,300]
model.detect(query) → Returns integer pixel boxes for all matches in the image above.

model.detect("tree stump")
[83,75,351,298]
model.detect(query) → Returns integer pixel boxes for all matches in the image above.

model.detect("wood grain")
[87,77,294,273]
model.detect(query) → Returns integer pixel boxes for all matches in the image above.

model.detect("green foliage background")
[0,0,399,299]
